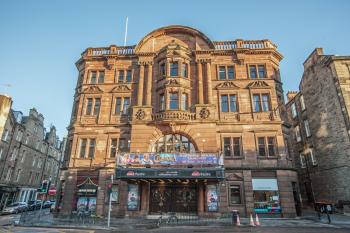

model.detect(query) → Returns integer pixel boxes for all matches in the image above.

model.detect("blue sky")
[0,0,349,138]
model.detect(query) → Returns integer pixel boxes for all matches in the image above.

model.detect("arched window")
[151,134,196,153]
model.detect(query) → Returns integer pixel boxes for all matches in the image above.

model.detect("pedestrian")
[326,204,332,224]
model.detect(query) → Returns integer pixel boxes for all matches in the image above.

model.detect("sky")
[0,0,349,138]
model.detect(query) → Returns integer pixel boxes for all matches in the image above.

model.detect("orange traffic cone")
[236,214,241,226]
[249,214,255,227]
[255,213,260,226]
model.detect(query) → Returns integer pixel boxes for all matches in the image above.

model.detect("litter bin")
[232,210,239,225]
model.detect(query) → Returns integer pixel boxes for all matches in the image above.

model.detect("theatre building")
[59,25,299,218]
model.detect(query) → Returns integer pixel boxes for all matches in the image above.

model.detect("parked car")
[43,200,54,208]
[1,202,28,214]
[49,201,57,212]
[27,200,42,211]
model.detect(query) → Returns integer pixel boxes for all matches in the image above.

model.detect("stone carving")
[199,108,210,119]
[110,85,131,93]
[246,80,269,88]
[82,86,103,94]
[215,81,240,89]
[135,109,146,120]
[165,79,180,86]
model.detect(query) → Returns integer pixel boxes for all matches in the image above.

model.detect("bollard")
[231,210,239,226]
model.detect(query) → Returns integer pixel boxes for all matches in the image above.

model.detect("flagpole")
[124,17,128,46]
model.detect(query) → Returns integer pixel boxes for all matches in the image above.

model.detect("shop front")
[76,177,98,213]
[252,178,281,215]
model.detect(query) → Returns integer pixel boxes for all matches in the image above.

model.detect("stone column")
[146,63,153,105]
[137,63,145,106]
[197,62,204,104]
[206,62,213,104]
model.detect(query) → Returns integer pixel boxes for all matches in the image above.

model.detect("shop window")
[181,63,188,78]
[229,185,241,204]
[252,178,281,213]
[159,94,165,111]
[223,137,241,157]
[169,93,179,110]
[170,62,178,77]
[110,139,118,158]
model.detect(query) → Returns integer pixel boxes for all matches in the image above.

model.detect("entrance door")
[149,184,197,213]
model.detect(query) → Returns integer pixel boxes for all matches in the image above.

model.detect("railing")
[83,46,135,57]
[152,111,196,121]
[213,41,237,50]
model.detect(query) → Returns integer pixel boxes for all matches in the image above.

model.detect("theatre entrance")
[149,184,197,214]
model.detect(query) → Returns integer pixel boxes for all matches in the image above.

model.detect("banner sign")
[252,179,279,191]
[116,168,225,179]
[127,184,139,211]
[118,153,219,166]
[207,185,218,212]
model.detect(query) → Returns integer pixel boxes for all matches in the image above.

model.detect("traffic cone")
[236,214,241,226]
[249,214,255,227]
[255,213,260,226]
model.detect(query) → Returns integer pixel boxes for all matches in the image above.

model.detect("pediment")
[246,80,270,89]
[225,172,243,181]
[82,85,103,94]
[215,81,240,89]
[110,84,131,93]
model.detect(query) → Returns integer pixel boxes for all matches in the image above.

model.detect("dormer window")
[170,62,178,77]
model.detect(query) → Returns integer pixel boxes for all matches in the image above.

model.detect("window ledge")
[257,156,278,160]
[224,157,244,160]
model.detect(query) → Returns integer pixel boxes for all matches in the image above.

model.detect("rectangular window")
[80,139,87,158]
[15,169,21,182]
[304,120,311,137]
[300,95,306,111]
[253,95,261,112]
[169,93,179,110]
[110,139,118,158]
[300,153,306,168]
[86,98,93,115]
[123,97,130,114]
[93,98,101,115]
[267,137,276,157]
[219,66,226,80]
[233,137,241,156]
[258,65,266,78]
[309,149,317,166]
[11,148,18,160]
[229,95,238,112]
[295,125,301,142]
[98,71,104,83]
[160,63,166,76]
[227,66,235,80]
[170,62,178,76]
[2,129,9,141]
[258,137,266,157]
[181,93,188,110]
[221,95,229,112]
[126,70,132,82]
[291,103,297,118]
[0,147,3,159]
[223,137,231,157]
[90,71,97,84]
[118,70,125,83]
[230,185,241,204]
[261,94,270,112]
[16,131,23,142]
[88,139,96,158]
[181,63,188,78]
[160,94,165,111]
[115,97,122,114]
[249,65,257,79]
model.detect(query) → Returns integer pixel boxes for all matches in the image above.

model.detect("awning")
[116,168,225,180]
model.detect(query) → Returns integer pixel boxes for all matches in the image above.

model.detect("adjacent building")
[0,94,64,210]
[60,25,300,218]
[285,48,350,206]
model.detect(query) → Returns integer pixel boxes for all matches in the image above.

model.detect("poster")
[77,197,96,213]
[207,185,218,212]
[127,184,139,210]
[118,153,219,166]
[111,185,119,202]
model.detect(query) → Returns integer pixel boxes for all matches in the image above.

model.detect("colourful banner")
[207,185,218,212]
[127,184,139,211]
[118,153,219,166]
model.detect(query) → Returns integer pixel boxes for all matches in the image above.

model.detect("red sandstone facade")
[59,25,299,218]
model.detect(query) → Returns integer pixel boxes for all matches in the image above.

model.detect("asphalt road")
[1,226,350,233]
